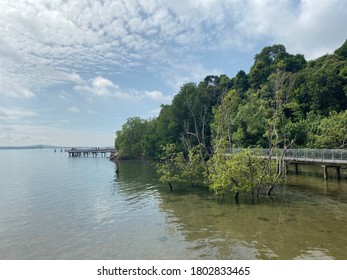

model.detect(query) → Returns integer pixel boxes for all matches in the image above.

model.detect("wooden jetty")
[66,147,116,157]
[231,148,347,180]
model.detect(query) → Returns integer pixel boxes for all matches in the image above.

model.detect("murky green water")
[1,150,347,259]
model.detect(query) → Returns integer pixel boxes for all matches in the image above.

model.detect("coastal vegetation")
[115,40,347,198]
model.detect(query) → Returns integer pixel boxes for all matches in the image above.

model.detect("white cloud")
[74,75,170,102]
[68,106,81,113]
[0,107,37,120]
[1,0,345,101]
[0,0,346,147]
[87,110,98,115]
[281,0,347,58]
[0,79,36,98]
[74,76,126,98]
[144,90,168,101]
[0,0,241,99]
[92,76,115,89]
[234,0,347,58]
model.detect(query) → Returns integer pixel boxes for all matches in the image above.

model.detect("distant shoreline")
[0,145,61,150]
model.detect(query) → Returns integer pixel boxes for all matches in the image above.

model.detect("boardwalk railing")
[229,148,347,164]
[261,148,347,164]
[229,148,347,180]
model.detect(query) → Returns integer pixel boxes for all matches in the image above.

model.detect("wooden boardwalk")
[280,149,347,180]
[231,148,347,180]
[66,147,116,157]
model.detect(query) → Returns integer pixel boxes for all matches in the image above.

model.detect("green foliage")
[313,110,347,148]
[115,117,149,159]
[208,149,281,197]
[114,40,347,159]
[233,70,249,93]
[211,89,241,151]
[249,44,306,89]
[235,92,270,147]
[113,40,347,200]
[142,119,161,159]
[156,144,184,188]
[174,146,204,186]
[290,51,347,119]
[284,120,309,147]
[156,144,205,189]
[334,39,347,58]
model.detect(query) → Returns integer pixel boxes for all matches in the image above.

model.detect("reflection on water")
[0,150,347,259]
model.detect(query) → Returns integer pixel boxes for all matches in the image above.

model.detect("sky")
[0,0,346,147]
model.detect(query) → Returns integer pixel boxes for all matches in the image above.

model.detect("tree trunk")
[235,191,240,204]
[267,185,275,196]
[168,182,173,193]
[115,159,119,174]
[257,185,261,197]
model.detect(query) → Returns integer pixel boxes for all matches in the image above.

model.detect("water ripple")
[2,150,347,259]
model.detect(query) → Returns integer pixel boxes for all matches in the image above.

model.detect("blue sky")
[1,0,346,147]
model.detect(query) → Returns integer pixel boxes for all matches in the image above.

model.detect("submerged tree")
[264,70,296,195]
[208,71,293,200]
[156,144,184,192]
[208,149,282,202]
[156,144,204,191]
[174,145,204,187]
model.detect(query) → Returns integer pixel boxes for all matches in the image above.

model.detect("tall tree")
[249,44,306,89]
[211,89,241,152]
[115,117,148,159]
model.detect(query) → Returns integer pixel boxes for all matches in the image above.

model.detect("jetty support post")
[294,163,299,175]
[336,166,341,180]
[322,165,328,180]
